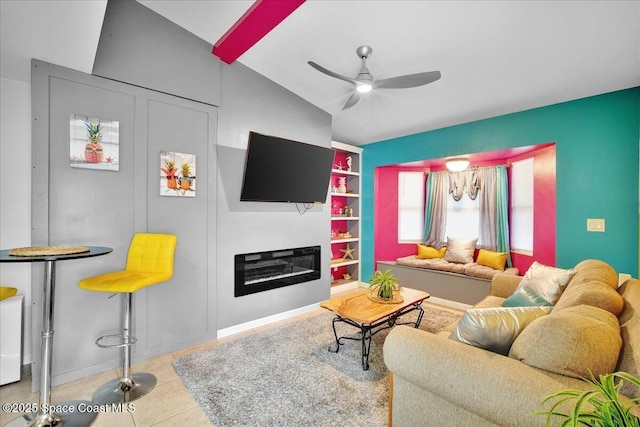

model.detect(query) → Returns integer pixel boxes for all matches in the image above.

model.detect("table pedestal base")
[5,400,98,427]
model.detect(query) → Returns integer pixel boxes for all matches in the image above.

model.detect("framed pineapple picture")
[69,114,120,171]
[160,151,196,197]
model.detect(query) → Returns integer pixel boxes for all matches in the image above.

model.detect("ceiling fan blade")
[342,92,361,110]
[308,61,358,86]
[375,71,441,89]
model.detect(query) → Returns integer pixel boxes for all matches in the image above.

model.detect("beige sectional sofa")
[383,259,640,426]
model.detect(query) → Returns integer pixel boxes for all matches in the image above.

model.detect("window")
[510,158,534,253]
[398,172,425,242]
[445,193,481,244]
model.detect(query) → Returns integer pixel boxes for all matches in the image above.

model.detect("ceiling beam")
[212,0,305,64]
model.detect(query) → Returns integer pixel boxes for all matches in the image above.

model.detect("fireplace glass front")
[234,246,321,297]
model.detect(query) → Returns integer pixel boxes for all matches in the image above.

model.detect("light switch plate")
[587,218,605,232]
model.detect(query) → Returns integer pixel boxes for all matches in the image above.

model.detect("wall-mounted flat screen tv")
[240,132,335,203]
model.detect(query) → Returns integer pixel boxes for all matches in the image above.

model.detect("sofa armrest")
[490,273,523,298]
[383,326,589,427]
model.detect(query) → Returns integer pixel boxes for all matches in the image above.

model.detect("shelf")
[331,168,359,177]
[330,259,359,268]
[331,237,359,244]
[330,141,362,294]
[330,192,360,198]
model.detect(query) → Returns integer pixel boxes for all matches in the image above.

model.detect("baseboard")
[217,302,320,339]
[330,280,363,295]
[426,296,471,311]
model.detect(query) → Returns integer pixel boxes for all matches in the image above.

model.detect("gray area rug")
[172,304,461,427]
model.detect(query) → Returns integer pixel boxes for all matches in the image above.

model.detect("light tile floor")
[0,303,329,427]
[0,288,460,426]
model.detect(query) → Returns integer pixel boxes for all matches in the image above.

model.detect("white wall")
[0,76,32,364]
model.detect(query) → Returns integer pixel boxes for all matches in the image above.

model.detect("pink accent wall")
[374,166,426,262]
[509,145,556,272]
[373,144,557,273]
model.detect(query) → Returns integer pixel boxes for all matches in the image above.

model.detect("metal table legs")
[329,302,425,370]
[7,260,98,427]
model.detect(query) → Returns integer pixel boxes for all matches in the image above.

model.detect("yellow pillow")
[417,244,446,259]
[476,249,508,271]
[0,286,18,301]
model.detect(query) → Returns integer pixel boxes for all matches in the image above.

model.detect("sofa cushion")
[417,244,447,259]
[572,259,618,289]
[502,261,574,307]
[553,279,624,316]
[616,279,640,399]
[444,237,477,264]
[449,306,552,355]
[509,305,622,379]
[476,249,508,271]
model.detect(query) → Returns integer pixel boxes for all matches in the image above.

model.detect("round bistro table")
[0,246,112,427]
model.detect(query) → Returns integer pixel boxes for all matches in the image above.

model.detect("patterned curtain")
[495,165,512,266]
[478,167,497,250]
[448,169,480,201]
[423,171,448,247]
[423,165,511,266]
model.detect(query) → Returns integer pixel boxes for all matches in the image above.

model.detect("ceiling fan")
[308,45,441,110]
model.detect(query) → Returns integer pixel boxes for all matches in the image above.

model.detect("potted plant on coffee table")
[368,269,403,304]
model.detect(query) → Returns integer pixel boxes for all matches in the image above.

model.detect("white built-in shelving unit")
[330,141,363,294]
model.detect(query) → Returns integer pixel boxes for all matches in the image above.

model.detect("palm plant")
[537,371,640,427]
[368,269,401,301]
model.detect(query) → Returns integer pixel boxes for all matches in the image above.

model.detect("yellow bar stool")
[79,233,177,404]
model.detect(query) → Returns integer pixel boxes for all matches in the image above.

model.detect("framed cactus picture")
[69,114,120,171]
[160,151,196,197]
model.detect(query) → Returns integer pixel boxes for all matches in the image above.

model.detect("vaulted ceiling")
[1,1,638,145]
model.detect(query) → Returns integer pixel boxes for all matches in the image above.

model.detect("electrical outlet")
[587,218,605,232]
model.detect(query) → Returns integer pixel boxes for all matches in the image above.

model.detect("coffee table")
[320,288,430,370]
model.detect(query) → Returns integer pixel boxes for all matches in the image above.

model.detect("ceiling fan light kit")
[308,45,441,110]
[356,83,372,93]
[446,157,470,172]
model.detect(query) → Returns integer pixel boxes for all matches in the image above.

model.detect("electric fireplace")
[234,246,321,297]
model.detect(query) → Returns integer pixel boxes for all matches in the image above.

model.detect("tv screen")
[240,132,335,203]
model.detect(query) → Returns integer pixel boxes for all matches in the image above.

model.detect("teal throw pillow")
[503,285,553,307]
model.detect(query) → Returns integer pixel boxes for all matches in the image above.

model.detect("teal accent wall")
[362,88,640,279]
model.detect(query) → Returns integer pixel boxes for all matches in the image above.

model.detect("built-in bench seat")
[377,257,519,306]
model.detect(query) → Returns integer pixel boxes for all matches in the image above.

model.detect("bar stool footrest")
[95,333,137,349]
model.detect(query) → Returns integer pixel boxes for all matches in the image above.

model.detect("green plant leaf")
[537,371,640,427]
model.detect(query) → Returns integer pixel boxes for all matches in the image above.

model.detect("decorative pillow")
[502,261,575,307]
[416,244,446,259]
[0,287,18,301]
[449,306,551,355]
[502,285,553,307]
[509,305,622,379]
[476,249,508,271]
[444,237,478,264]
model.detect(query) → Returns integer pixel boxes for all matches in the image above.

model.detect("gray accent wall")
[31,60,218,389]
[93,0,221,107]
[29,0,332,388]
[216,61,332,329]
